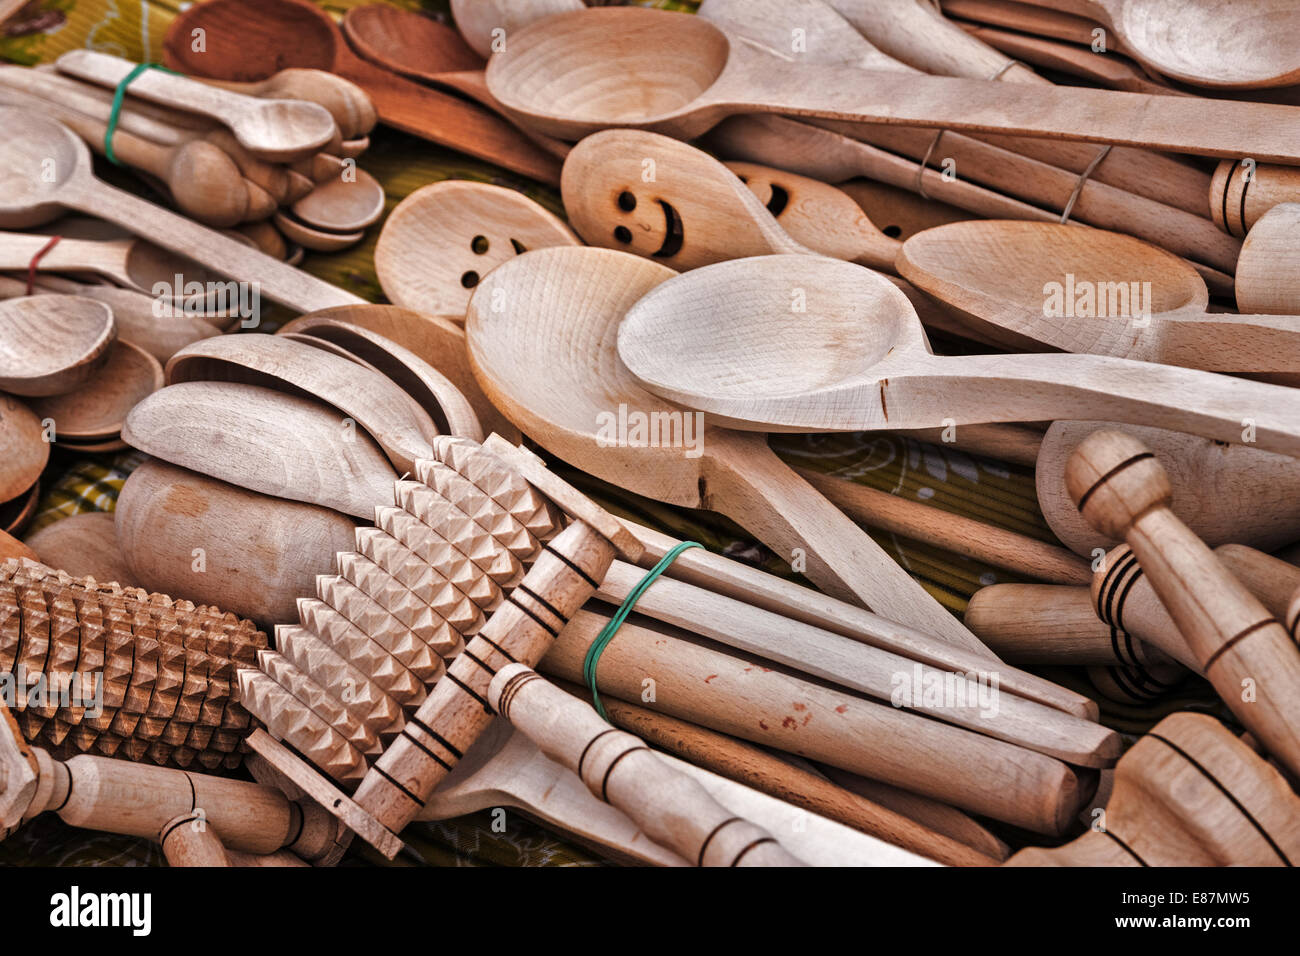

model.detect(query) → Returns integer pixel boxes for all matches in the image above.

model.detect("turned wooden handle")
[352,520,615,834]
[159,812,232,867]
[1066,429,1300,779]
[490,664,804,866]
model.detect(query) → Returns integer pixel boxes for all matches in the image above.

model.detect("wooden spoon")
[24,511,134,584]
[1236,204,1300,316]
[987,0,1300,89]
[162,0,562,185]
[0,393,48,503]
[192,69,378,140]
[0,232,231,305]
[115,458,357,624]
[374,180,578,320]
[0,108,365,313]
[56,50,338,162]
[121,381,397,519]
[0,275,220,362]
[615,253,1300,459]
[465,246,994,657]
[165,333,437,473]
[271,212,366,253]
[449,0,583,59]
[485,7,1300,160]
[29,339,162,440]
[0,295,114,397]
[278,305,519,443]
[289,168,386,233]
[898,220,1300,372]
[1035,419,1300,556]
[341,5,573,162]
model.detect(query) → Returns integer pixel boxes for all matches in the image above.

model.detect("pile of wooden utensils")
[2,0,1300,869]
[0,50,382,253]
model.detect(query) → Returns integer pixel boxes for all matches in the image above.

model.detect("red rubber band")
[26,235,62,296]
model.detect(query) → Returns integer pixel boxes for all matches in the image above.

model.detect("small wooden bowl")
[0,393,50,503]
[0,296,115,397]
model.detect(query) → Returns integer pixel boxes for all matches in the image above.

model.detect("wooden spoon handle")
[490,664,806,866]
[721,60,1300,162]
[704,433,994,657]
[903,351,1300,459]
[67,178,365,313]
[1136,310,1300,371]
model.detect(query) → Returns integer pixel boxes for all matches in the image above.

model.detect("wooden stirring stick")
[1066,429,1300,779]
[578,686,1000,866]
[1007,712,1300,866]
[489,664,806,866]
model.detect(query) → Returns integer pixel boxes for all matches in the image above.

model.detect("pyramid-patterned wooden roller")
[239,436,642,857]
[0,560,267,771]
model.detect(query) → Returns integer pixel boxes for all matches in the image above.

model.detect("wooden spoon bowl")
[375,180,577,320]
[0,295,115,396]
[290,168,386,233]
[29,338,163,440]
[0,394,48,503]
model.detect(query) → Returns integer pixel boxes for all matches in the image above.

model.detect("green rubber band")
[105,62,180,166]
[584,540,702,721]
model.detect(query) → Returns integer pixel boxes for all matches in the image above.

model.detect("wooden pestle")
[1007,712,1300,866]
[1066,430,1300,779]
[1211,159,1300,237]
[0,702,341,861]
[541,610,1096,835]
[578,685,1000,866]
[490,664,804,866]
[593,560,1118,767]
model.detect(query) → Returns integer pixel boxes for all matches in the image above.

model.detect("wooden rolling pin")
[0,701,341,861]
[593,560,1116,766]
[1065,430,1300,779]
[796,466,1091,585]
[570,684,1000,866]
[541,610,1098,835]
[490,664,805,866]
[1007,712,1300,866]
[619,519,1095,720]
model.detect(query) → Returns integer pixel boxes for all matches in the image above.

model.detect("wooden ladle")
[56,50,338,162]
[0,108,364,313]
[162,0,562,184]
[465,245,994,657]
[898,220,1300,372]
[615,253,1300,459]
[121,380,397,519]
[165,333,438,473]
[449,0,583,60]
[995,0,1300,90]
[485,7,1300,161]
[374,180,578,319]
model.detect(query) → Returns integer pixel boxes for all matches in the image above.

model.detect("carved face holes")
[617,191,637,212]
[471,235,490,254]
[614,225,633,244]
[461,271,480,288]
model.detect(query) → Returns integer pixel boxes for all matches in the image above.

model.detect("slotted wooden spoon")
[465,245,995,657]
[616,253,1300,459]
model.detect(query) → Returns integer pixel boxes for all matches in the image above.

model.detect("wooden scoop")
[898,220,1300,372]
[1035,419,1300,556]
[374,180,578,320]
[0,108,364,313]
[998,0,1300,89]
[0,394,47,504]
[340,5,571,161]
[56,50,338,161]
[121,380,397,519]
[485,7,1300,160]
[615,253,1300,459]
[193,69,377,140]
[162,0,562,184]
[0,295,114,397]
[450,0,583,59]
[465,246,994,657]
[165,333,438,473]
[289,168,385,233]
